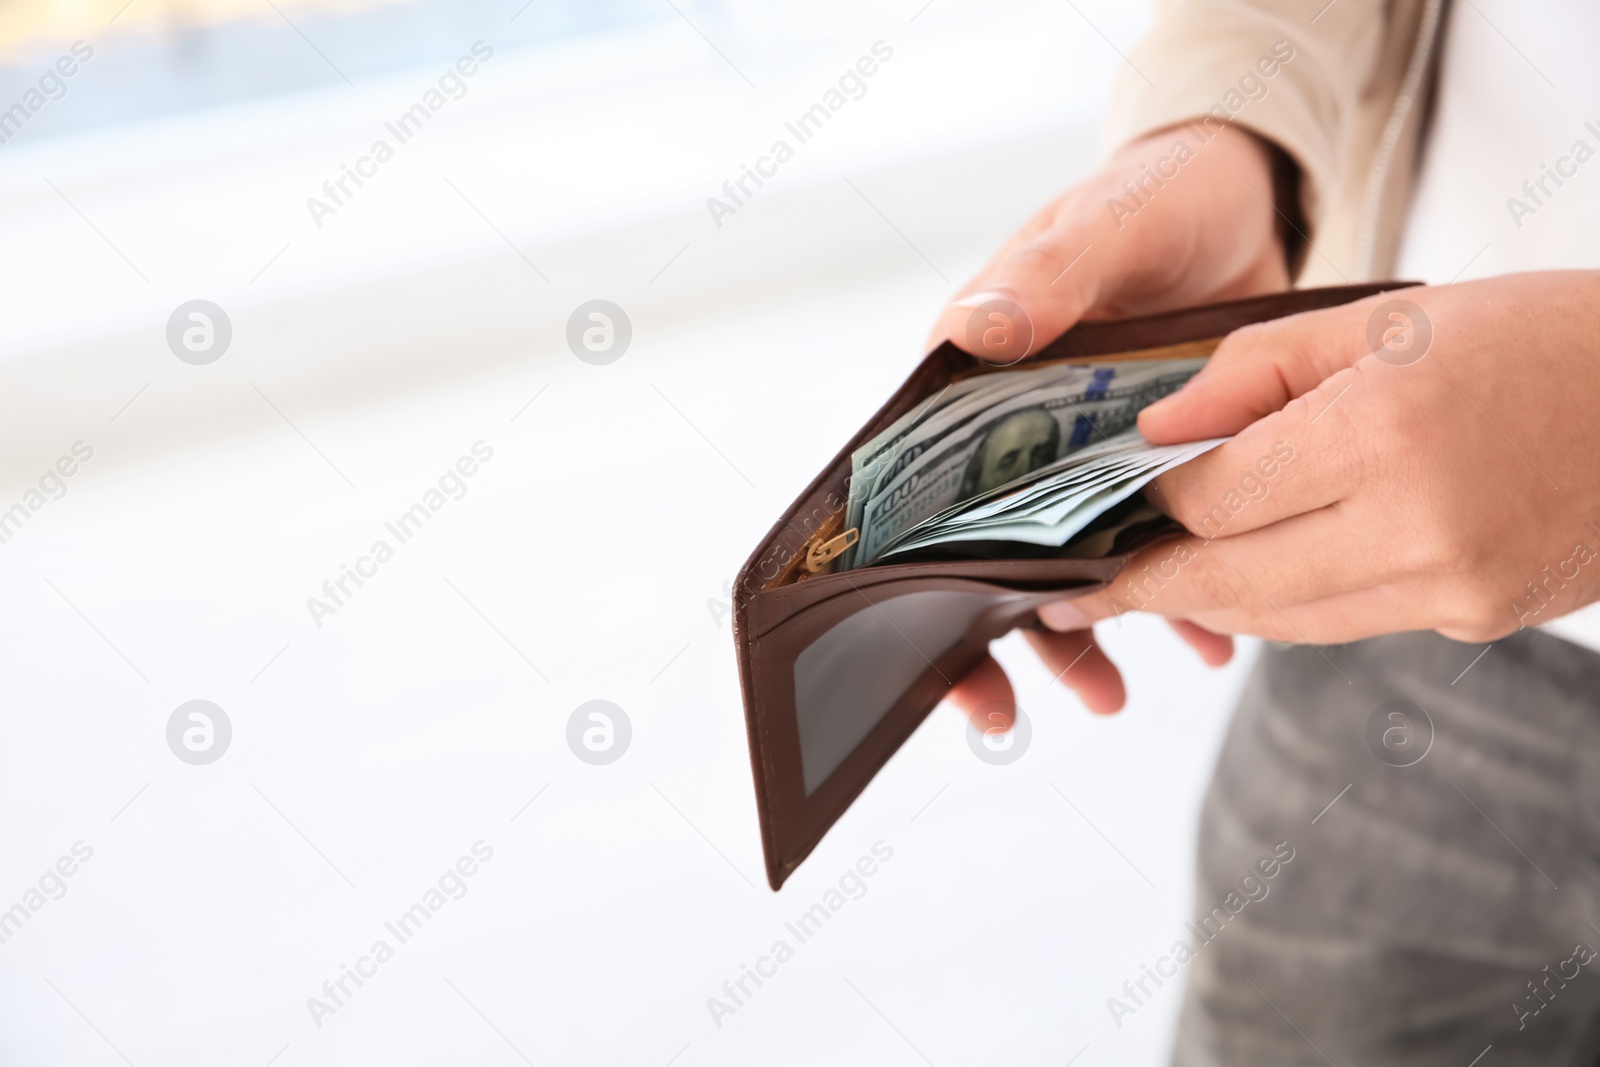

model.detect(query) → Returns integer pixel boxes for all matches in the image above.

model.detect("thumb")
[930,237,1100,363]
[1137,294,1387,443]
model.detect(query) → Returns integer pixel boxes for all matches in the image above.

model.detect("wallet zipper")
[802,527,858,575]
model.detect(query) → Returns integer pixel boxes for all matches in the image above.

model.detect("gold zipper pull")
[803,527,858,574]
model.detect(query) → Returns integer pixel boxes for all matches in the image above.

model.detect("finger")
[945,652,1016,731]
[1139,360,1378,538]
[928,178,1165,359]
[932,248,1099,364]
[1138,288,1411,443]
[1043,503,1407,627]
[923,205,1069,353]
[1022,628,1126,714]
[928,135,1301,358]
[1168,619,1233,667]
[1185,584,1459,646]
[1185,572,1523,647]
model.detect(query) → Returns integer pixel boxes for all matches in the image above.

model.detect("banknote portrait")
[957,406,1060,501]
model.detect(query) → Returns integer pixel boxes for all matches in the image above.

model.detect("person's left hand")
[1038,271,1600,646]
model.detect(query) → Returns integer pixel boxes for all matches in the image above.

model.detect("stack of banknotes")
[840,358,1225,569]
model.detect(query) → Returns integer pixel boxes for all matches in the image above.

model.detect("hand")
[928,124,1291,353]
[940,124,1293,727]
[1039,272,1600,649]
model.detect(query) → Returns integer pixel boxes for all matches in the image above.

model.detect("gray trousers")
[1175,629,1600,1066]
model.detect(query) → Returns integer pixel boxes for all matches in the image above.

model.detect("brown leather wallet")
[733,283,1412,890]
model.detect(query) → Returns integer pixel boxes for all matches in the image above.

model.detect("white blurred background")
[0,2,1275,1063]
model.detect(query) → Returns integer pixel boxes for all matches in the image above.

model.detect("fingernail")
[978,700,1015,731]
[952,288,1017,309]
[1038,600,1088,630]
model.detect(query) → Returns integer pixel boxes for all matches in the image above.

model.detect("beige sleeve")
[1099,0,1389,241]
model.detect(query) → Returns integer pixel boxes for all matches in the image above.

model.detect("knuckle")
[1248,315,1300,350]
[1366,391,1428,455]
[1431,580,1501,633]
[1004,240,1071,284]
[1454,584,1514,633]
[1180,557,1248,611]
[1441,619,1517,644]
[1299,364,1359,425]
[1380,509,1447,576]
[1324,371,1409,481]
[1161,487,1215,536]
[1407,506,1484,579]
[1200,609,1293,642]
[1209,320,1272,368]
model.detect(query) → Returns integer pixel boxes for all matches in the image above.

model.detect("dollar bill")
[840,363,1101,565]
[842,375,1006,557]
[878,431,1224,557]
[850,359,1204,565]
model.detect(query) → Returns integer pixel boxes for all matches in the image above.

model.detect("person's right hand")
[935,123,1295,729]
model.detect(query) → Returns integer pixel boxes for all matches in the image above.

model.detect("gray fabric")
[1174,629,1600,1066]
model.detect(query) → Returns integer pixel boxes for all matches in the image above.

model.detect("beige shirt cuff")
[1097,8,1360,250]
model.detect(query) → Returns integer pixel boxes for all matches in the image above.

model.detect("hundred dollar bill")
[873,430,1162,557]
[881,434,1224,557]
[857,365,1094,493]
[853,359,1204,565]
[842,376,1005,555]
[841,364,1099,565]
[842,361,1177,567]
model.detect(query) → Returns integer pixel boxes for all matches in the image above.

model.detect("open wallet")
[733,282,1411,890]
